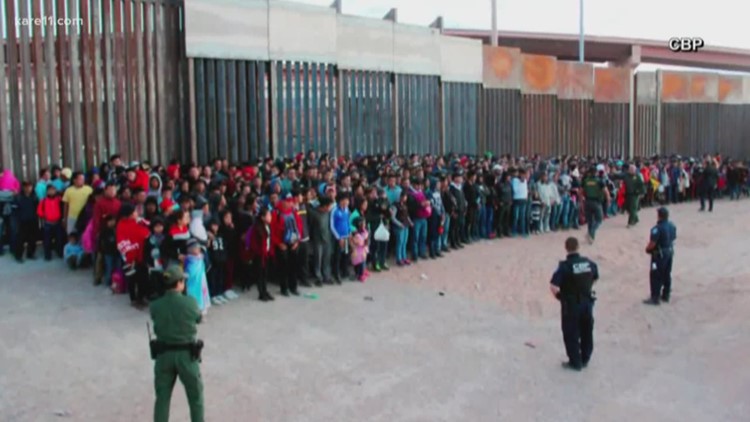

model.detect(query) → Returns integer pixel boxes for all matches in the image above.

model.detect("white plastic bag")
[374,221,390,242]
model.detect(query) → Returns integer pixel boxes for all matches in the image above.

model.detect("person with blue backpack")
[271,193,303,297]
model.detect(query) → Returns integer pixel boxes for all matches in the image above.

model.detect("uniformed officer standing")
[622,164,645,228]
[643,207,677,306]
[581,167,609,244]
[549,237,600,371]
[150,265,205,422]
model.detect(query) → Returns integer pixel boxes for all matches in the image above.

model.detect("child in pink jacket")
[350,217,369,282]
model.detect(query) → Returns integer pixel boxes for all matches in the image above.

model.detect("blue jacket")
[330,205,351,240]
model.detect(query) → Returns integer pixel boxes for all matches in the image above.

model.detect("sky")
[296,0,750,50]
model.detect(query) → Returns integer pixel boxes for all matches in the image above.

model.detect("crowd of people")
[0,151,747,313]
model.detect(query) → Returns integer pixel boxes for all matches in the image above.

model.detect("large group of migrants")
[0,152,747,313]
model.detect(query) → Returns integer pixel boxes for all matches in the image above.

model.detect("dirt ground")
[1,200,749,422]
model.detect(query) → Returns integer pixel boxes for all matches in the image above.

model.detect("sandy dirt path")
[1,200,748,422]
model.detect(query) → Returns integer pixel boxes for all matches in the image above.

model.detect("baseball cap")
[163,265,187,285]
[61,168,72,179]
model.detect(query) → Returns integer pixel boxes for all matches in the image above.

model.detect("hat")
[492,164,503,173]
[119,203,136,218]
[282,192,294,201]
[596,164,605,172]
[61,168,72,179]
[163,265,187,285]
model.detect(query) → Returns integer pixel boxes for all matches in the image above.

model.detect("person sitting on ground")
[64,232,85,270]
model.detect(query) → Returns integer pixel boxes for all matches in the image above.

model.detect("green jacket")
[623,174,645,197]
[150,291,201,344]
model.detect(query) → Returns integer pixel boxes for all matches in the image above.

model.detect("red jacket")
[37,196,62,223]
[93,196,122,240]
[246,223,275,266]
[116,217,151,265]
[271,206,303,249]
[130,170,150,192]
[167,164,181,181]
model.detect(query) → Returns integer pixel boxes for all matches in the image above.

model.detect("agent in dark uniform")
[581,168,608,244]
[622,165,645,227]
[549,237,599,371]
[150,265,204,422]
[643,207,677,305]
[699,158,718,212]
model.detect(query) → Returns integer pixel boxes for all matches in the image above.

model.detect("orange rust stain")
[594,68,630,102]
[488,48,515,80]
[718,77,740,102]
[557,62,593,97]
[690,75,707,99]
[522,54,556,92]
[661,72,688,101]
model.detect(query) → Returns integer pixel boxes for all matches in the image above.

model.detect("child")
[63,232,85,269]
[37,184,65,260]
[246,207,275,301]
[350,217,369,282]
[166,209,191,265]
[160,185,176,216]
[144,217,167,299]
[218,210,240,300]
[99,214,120,287]
[184,238,211,315]
[529,192,542,235]
[206,219,228,305]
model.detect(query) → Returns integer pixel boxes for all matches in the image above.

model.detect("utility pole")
[491,0,498,46]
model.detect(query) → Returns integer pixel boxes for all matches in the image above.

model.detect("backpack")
[278,211,299,245]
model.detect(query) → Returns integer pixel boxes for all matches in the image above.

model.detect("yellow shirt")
[62,185,93,219]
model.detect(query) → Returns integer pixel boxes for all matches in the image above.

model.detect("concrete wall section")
[594,67,631,103]
[440,36,482,83]
[660,71,689,102]
[719,75,744,104]
[743,76,750,103]
[521,54,557,95]
[689,73,719,103]
[482,46,522,89]
[336,15,394,72]
[393,24,441,76]
[185,0,269,60]
[636,72,657,104]
[556,61,594,100]
[661,71,719,103]
[268,1,337,63]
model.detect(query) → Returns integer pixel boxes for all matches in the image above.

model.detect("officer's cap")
[657,207,669,219]
[163,265,187,285]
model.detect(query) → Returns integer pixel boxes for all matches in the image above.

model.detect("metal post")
[491,0,498,46]
[578,0,584,62]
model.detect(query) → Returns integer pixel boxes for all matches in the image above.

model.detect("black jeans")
[332,239,350,281]
[207,262,226,298]
[42,222,64,259]
[14,220,38,259]
[561,299,594,368]
[700,187,715,211]
[276,247,300,293]
[251,259,270,297]
[297,241,310,284]
[127,264,149,303]
[449,213,464,247]
[650,254,673,302]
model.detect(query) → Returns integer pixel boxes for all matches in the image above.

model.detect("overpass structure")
[443,29,750,72]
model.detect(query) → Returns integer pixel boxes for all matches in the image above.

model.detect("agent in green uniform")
[581,167,608,244]
[622,164,645,227]
[150,265,204,422]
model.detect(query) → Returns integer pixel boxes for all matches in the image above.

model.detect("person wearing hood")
[148,172,163,199]
[0,167,21,255]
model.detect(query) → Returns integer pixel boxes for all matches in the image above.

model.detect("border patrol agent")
[643,207,677,305]
[550,237,599,371]
[581,167,608,244]
[622,165,645,228]
[150,265,205,422]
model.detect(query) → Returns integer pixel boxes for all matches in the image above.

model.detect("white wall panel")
[268,1,337,64]
[185,0,269,61]
[393,24,441,76]
[439,36,483,83]
[336,15,394,72]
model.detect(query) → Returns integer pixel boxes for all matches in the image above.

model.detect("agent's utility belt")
[559,292,596,304]
[150,340,204,362]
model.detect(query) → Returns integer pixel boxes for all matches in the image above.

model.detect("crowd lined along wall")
[2,0,750,179]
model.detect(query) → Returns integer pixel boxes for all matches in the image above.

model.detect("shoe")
[561,362,582,372]
[281,290,290,297]
[335,278,342,285]
[404,259,412,266]
[582,360,589,368]
[642,298,660,306]
[323,279,333,285]
[436,253,443,258]
[14,256,23,263]
[224,290,239,300]
[290,290,300,296]
[363,270,371,277]
[357,276,366,282]
[315,280,323,287]
[300,281,313,288]
[259,295,270,302]
[441,247,450,253]
[419,255,429,260]
[661,296,670,303]
[381,263,390,271]
[374,263,382,272]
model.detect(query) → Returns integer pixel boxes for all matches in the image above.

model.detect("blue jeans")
[480,204,494,238]
[410,218,427,259]
[559,196,571,229]
[512,200,528,236]
[440,216,450,251]
[394,226,409,262]
[103,253,121,286]
[584,201,603,240]
[550,204,561,231]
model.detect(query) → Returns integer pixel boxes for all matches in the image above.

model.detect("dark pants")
[464,207,478,242]
[276,247,300,293]
[512,200,528,236]
[449,213,464,247]
[700,187,715,211]
[332,239,350,281]
[650,254,673,302]
[312,241,333,282]
[561,299,594,368]
[296,241,310,283]
[625,195,639,226]
[373,240,387,267]
[14,220,38,259]
[495,204,511,236]
[584,201,603,240]
[127,264,149,303]
[207,262,226,298]
[428,215,442,257]
[150,271,165,299]
[42,221,65,259]
[251,259,270,297]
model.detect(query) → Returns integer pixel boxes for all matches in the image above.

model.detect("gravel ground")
[1,200,748,422]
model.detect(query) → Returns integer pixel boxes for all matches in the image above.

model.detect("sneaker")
[404,259,412,265]
[280,290,290,297]
[224,290,239,300]
[211,297,223,306]
[290,289,300,296]
[374,264,382,272]
[363,270,371,277]
[642,298,660,306]
[381,263,390,271]
[357,275,366,283]
[314,280,323,287]
[561,362,582,372]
